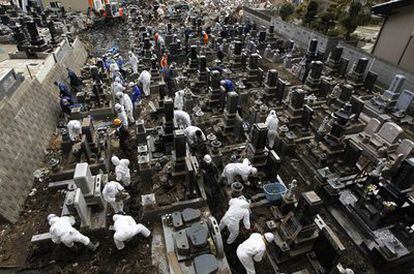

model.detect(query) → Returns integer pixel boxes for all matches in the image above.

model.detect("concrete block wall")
[244,8,338,55]
[338,41,414,91]
[0,38,88,223]
[244,8,414,91]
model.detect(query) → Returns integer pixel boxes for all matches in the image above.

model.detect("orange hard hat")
[113,118,122,126]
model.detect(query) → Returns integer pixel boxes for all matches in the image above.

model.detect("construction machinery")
[88,0,124,19]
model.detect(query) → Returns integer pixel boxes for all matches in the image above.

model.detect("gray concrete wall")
[244,8,414,91]
[244,7,338,53]
[41,0,89,12]
[0,38,88,223]
[338,41,414,90]
[372,5,414,73]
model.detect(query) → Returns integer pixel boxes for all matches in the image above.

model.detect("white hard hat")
[251,167,258,175]
[114,103,122,111]
[220,80,225,85]
[264,232,274,243]
[111,155,120,166]
[128,82,135,87]
[47,214,57,223]
[116,92,123,99]
[203,154,212,164]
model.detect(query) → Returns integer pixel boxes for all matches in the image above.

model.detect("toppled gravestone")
[186,223,208,249]
[175,229,190,256]
[182,208,201,223]
[194,254,219,274]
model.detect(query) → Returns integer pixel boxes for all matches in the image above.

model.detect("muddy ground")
[0,6,394,274]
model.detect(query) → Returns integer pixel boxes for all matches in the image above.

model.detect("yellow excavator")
[88,0,124,18]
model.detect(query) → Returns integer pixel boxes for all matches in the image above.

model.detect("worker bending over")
[47,214,99,251]
[67,120,82,142]
[102,181,130,214]
[112,214,151,250]
[111,155,131,186]
[174,110,191,128]
[221,158,257,186]
[114,103,128,127]
[184,126,206,147]
[237,232,274,274]
[219,196,251,244]
[116,91,134,124]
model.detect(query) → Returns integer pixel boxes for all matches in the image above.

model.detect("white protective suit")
[48,215,90,247]
[114,103,128,127]
[174,90,185,110]
[221,159,257,185]
[113,214,151,250]
[236,233,273,274]
[157,7,165,18]
[111,156,131,186]
[129,52,138,74]
[157,35,165,48]
[138,70,151,96]
[112,79,125,95]
[219,197,251,244]
[184,126,206,146]
[116,92,135,124]
[174,110,191,128]
[102,181,125,213]
[109,61,120,78]
[265,110,279,148]
[67,120,82,142]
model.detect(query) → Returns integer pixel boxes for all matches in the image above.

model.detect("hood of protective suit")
[112,156,120,166]
[116,91,124,98]
[204,154,212,164]
[48,215,59,226]
[120,159,130,167]
[113,214,122,222]
[264,232,274,243]
[114,103,122,112]
[269,110,276,117]
[265,112,279,131]
[242,158,251,166]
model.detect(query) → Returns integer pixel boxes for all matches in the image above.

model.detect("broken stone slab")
[174,229,190,256]
[194,254,219,274]
[181,208,201,223]
[186,223,208,249]
[31,232,52,243]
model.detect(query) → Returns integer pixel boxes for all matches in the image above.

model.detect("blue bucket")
[263,183,286,202]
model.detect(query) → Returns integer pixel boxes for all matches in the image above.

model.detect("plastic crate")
[263,183,286,202]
